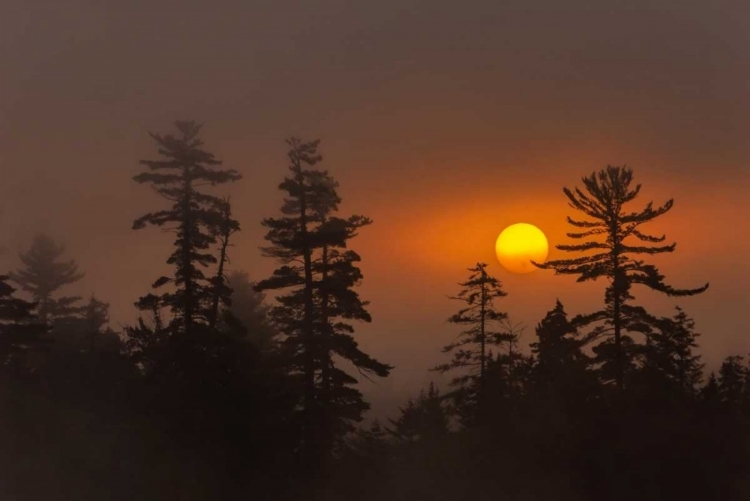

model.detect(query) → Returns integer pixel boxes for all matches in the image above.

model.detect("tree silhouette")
[80,295,117,354]
[10,234,84,324]
[256,137,390,475]
[51,295,114,353]
[432,262,509,419]
[0,275,46,377]
[128,122,264,486]
[207,197,238,330]
[387,382,450,444]
[256,137,326,443]
[132,120,240,336]
[534,166,708,391]
[530,300,592,403]
[639,306,704,401]
[717,355,749,415]
[700,372,721,412]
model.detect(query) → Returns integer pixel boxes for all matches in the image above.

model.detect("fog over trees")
[1,124,746,501]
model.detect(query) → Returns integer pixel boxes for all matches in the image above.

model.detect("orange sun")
[495,223,549,274]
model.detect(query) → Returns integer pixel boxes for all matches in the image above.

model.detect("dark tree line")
[0,128,746,501]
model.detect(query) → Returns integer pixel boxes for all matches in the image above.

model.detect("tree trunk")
[319,243,332,468]
[295,158,318,474]
[181,180,195,336]
[611,215,623,393]
[208,214,231,329]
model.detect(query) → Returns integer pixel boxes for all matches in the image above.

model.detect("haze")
[2,0,749,419]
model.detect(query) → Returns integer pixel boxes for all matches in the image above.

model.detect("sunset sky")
[2,0,749,418]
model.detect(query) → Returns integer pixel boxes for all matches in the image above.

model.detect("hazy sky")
[2,0,749,418]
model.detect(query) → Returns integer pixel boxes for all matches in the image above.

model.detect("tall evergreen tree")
[131,120,240,338]
[256,137,390,473]
[10,234,84,324]
[534,166,708,391]
[432,262,509,419]
[314,212,392,457]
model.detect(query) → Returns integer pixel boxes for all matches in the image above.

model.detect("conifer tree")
[0,275,46,376]
[10,234,84,324]
[81,295,115,353]
[432,262,509,416]
[256,137,390,470]
[530,300,591,395]
[496,317,526,390]
[51,294,114,353]
[131,120,240,338]
[534,166,708,391]
[700,372,721,411]
[387,382,450,444]
[314,213,392,455]
[641,306,704,398]
[717,355,749,415]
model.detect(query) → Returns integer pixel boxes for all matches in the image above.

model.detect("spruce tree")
[432,262,509,418]
[10,234,84,324]
[256,137,390,471]
[131,120,240,338]
[534,166,708,391]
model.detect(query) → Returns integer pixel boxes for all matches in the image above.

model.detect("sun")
[495,223,549,274]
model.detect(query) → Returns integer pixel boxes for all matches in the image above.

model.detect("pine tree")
[0,275,46,377]
[717,355,749,415]
[256,138,328,430]
[314,213,392,456]
[52,294,114,353]
[432,262,509,418]
[255,137,390,471]
[534,166,708,391]
[700,372,721,412]
[530,300,591,398]
[128,121,245,468]
[387,382,450,444]
[131,120,240,338]
[81,295,118,353]
[640,306,704,399]
[10,234,84,324]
